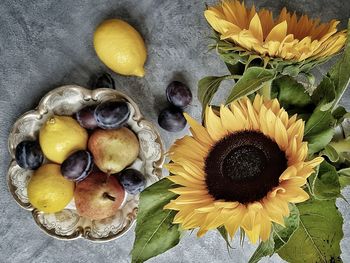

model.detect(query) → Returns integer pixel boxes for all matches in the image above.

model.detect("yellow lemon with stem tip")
[27,164,75,213]
[39,115,88,164]
[93,19,147,77]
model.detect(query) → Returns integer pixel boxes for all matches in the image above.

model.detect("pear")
[74,172,125,220]
[88,127,139,174]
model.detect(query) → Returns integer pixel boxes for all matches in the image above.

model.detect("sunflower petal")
[265,20,287,42]
[205,106,228,141]
[183,113,213,146]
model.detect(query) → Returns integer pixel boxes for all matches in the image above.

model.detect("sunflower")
[164,95,323,243]
[205,0,346,63]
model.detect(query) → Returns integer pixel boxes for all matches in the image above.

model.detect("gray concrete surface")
[0,0,349,262]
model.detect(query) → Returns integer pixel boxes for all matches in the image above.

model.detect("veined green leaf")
[278,199,343,263]
[321,144,340,162]
[339,175,350,189]
[327,20,350,111]
[198,75,232,110]
[312,75,336,111]
[248,236,274,263]
[272,76,312,109]
[304,108,336,154]
[312,161,341,200]
[281,64,300,77]
[249,204,299,263]
[273,204,300,251]
[225,67,275,104]
[338,167,350,177]
[131,178,181,263]
[306,128,335,155]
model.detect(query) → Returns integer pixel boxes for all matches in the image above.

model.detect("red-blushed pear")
[88,127,139,174]
[74,172,125,220]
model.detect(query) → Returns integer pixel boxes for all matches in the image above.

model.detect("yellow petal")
[265,20,287,42]
[220,105,245,132]
[205,106,228,141]
[274,117,289,150]
[204,10,236,34]
[279,185,309,203]
[279,165,298,180]
[167,175,206,188]
[183,113,214,146]
[249,13,263,43]
[246,98,260,130]
[259,216,272,242]
[224,204,247,238]
[170,187,206,195]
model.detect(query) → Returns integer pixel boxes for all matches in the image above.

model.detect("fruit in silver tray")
[88,127,139,174]
[117,169,146,195]
[94,101,130,129]
[60,150,93,182]
[75,105,98,130]
[74,172,125,220]
[15,140,44,170]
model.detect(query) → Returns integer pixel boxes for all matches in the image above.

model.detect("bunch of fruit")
[15,100,146,220]
[158,81,192,132]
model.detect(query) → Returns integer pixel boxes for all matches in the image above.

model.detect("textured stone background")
[0,0,349,262]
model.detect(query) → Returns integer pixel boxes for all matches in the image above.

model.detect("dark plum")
[61,150,93,182]
[166,81,192,108]
[94,101,130,129]
[15,140,44,170]
[76,105,98,129]
[93,73,115,89]
[158,107,187,132]
[117,169,146,195]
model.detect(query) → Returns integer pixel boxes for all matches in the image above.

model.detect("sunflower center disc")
[205,131,288,204]
[222,145,266,181]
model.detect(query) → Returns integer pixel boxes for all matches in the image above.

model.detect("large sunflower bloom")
[164,95,323,243]
[205,0,346,62]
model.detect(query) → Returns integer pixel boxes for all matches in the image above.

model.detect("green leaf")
[249,236,275,263]
[249,204,299,263]
[304,109,336,154]
[328,20,350,109]
[321,144,340,162]
[306,128,335,155]
[338,168,350,189]
[278,199,343,263]
[217,226,232,249]
[312,76,336,111]
[273,204,300,250]
[338,167,350,177]
[131,178,181,263]
[312,161,341,200]
[225,67,275,104]
[281,64,300,77]
[225,62,245,76]
[272,76,312,109]
[332,106,350,125]
[198,75,231,109]
[329,137,350,154]
[339,176,350,189]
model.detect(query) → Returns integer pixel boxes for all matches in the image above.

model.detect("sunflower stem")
[259,80,272,99]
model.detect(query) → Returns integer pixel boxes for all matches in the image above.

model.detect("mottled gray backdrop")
[0,1,349,262]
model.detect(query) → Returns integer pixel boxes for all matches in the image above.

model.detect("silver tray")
[7,85,164,242]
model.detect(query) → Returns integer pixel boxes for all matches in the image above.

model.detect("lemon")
[93,19,147,77]
[39,115,88,164]
[28,164,74,213]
